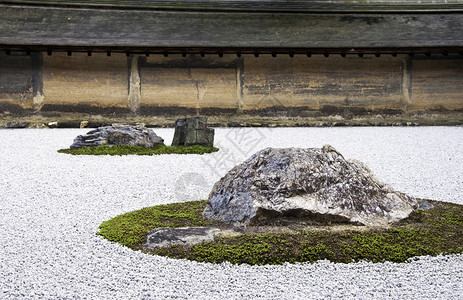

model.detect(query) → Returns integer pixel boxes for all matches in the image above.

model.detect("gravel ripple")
[1,127,462,299]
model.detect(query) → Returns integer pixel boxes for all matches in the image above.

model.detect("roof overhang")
[2,0,463,13]
[0,2,462,53]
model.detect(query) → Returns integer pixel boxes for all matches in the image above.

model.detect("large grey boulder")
[171,116,214,147]
[203,145,418,228]
[70,124,164,148]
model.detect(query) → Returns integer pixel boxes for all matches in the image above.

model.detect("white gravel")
[1,127,462,299]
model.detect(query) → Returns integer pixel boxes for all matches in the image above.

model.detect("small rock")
[29,123,47,129]
[145,227,220,248]
[47,122,59,128]
[5,121,29,128]
[417,199,434,210]
[70,124,164,148]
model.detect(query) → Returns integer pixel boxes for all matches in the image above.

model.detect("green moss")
[58,144,219,155]
[97,200,224,247]
[97,199,463,265]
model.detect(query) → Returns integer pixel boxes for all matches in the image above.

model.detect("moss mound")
[58,144,219,155]
[97,199,463,265]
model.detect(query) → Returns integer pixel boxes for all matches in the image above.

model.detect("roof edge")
[1,0,463,13]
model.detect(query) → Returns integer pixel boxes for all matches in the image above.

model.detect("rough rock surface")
[4,121,30,128]
[145,227,220,248]
[70,124,164,148]
[204,145,418,227]
[171,116,214,147]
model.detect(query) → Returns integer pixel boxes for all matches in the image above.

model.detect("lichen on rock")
[203,145,418,228]
[70,124,164,148]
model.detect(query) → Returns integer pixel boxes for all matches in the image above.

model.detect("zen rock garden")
[68,118,445,261]
[145,145,424,248]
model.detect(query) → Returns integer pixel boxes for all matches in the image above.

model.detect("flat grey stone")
[417,199,434,210]
[5,121,29,128]
[145,227,220,248]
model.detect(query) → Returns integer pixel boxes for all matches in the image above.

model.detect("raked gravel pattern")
[1,127,462,299]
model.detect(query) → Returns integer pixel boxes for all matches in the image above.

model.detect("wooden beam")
[0,5,462,49]
[1,0,463,13]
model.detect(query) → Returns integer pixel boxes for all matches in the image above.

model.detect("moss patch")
[58,144,219,155]
[97,199,463,265]
[97,200,225,247]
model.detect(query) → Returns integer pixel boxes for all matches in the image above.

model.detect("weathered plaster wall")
[242,55,405,112]
[1,51,462,124]
[41,52,129,112]
[139,54,239,114]
[411,58,463,110]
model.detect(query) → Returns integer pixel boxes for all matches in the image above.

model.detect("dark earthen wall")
[0,53,33,102]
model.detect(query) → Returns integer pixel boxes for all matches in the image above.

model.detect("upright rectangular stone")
[171,116,214,147]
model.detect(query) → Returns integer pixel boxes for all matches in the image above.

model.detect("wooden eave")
[0,2,462,54]
[1,0,463,13]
